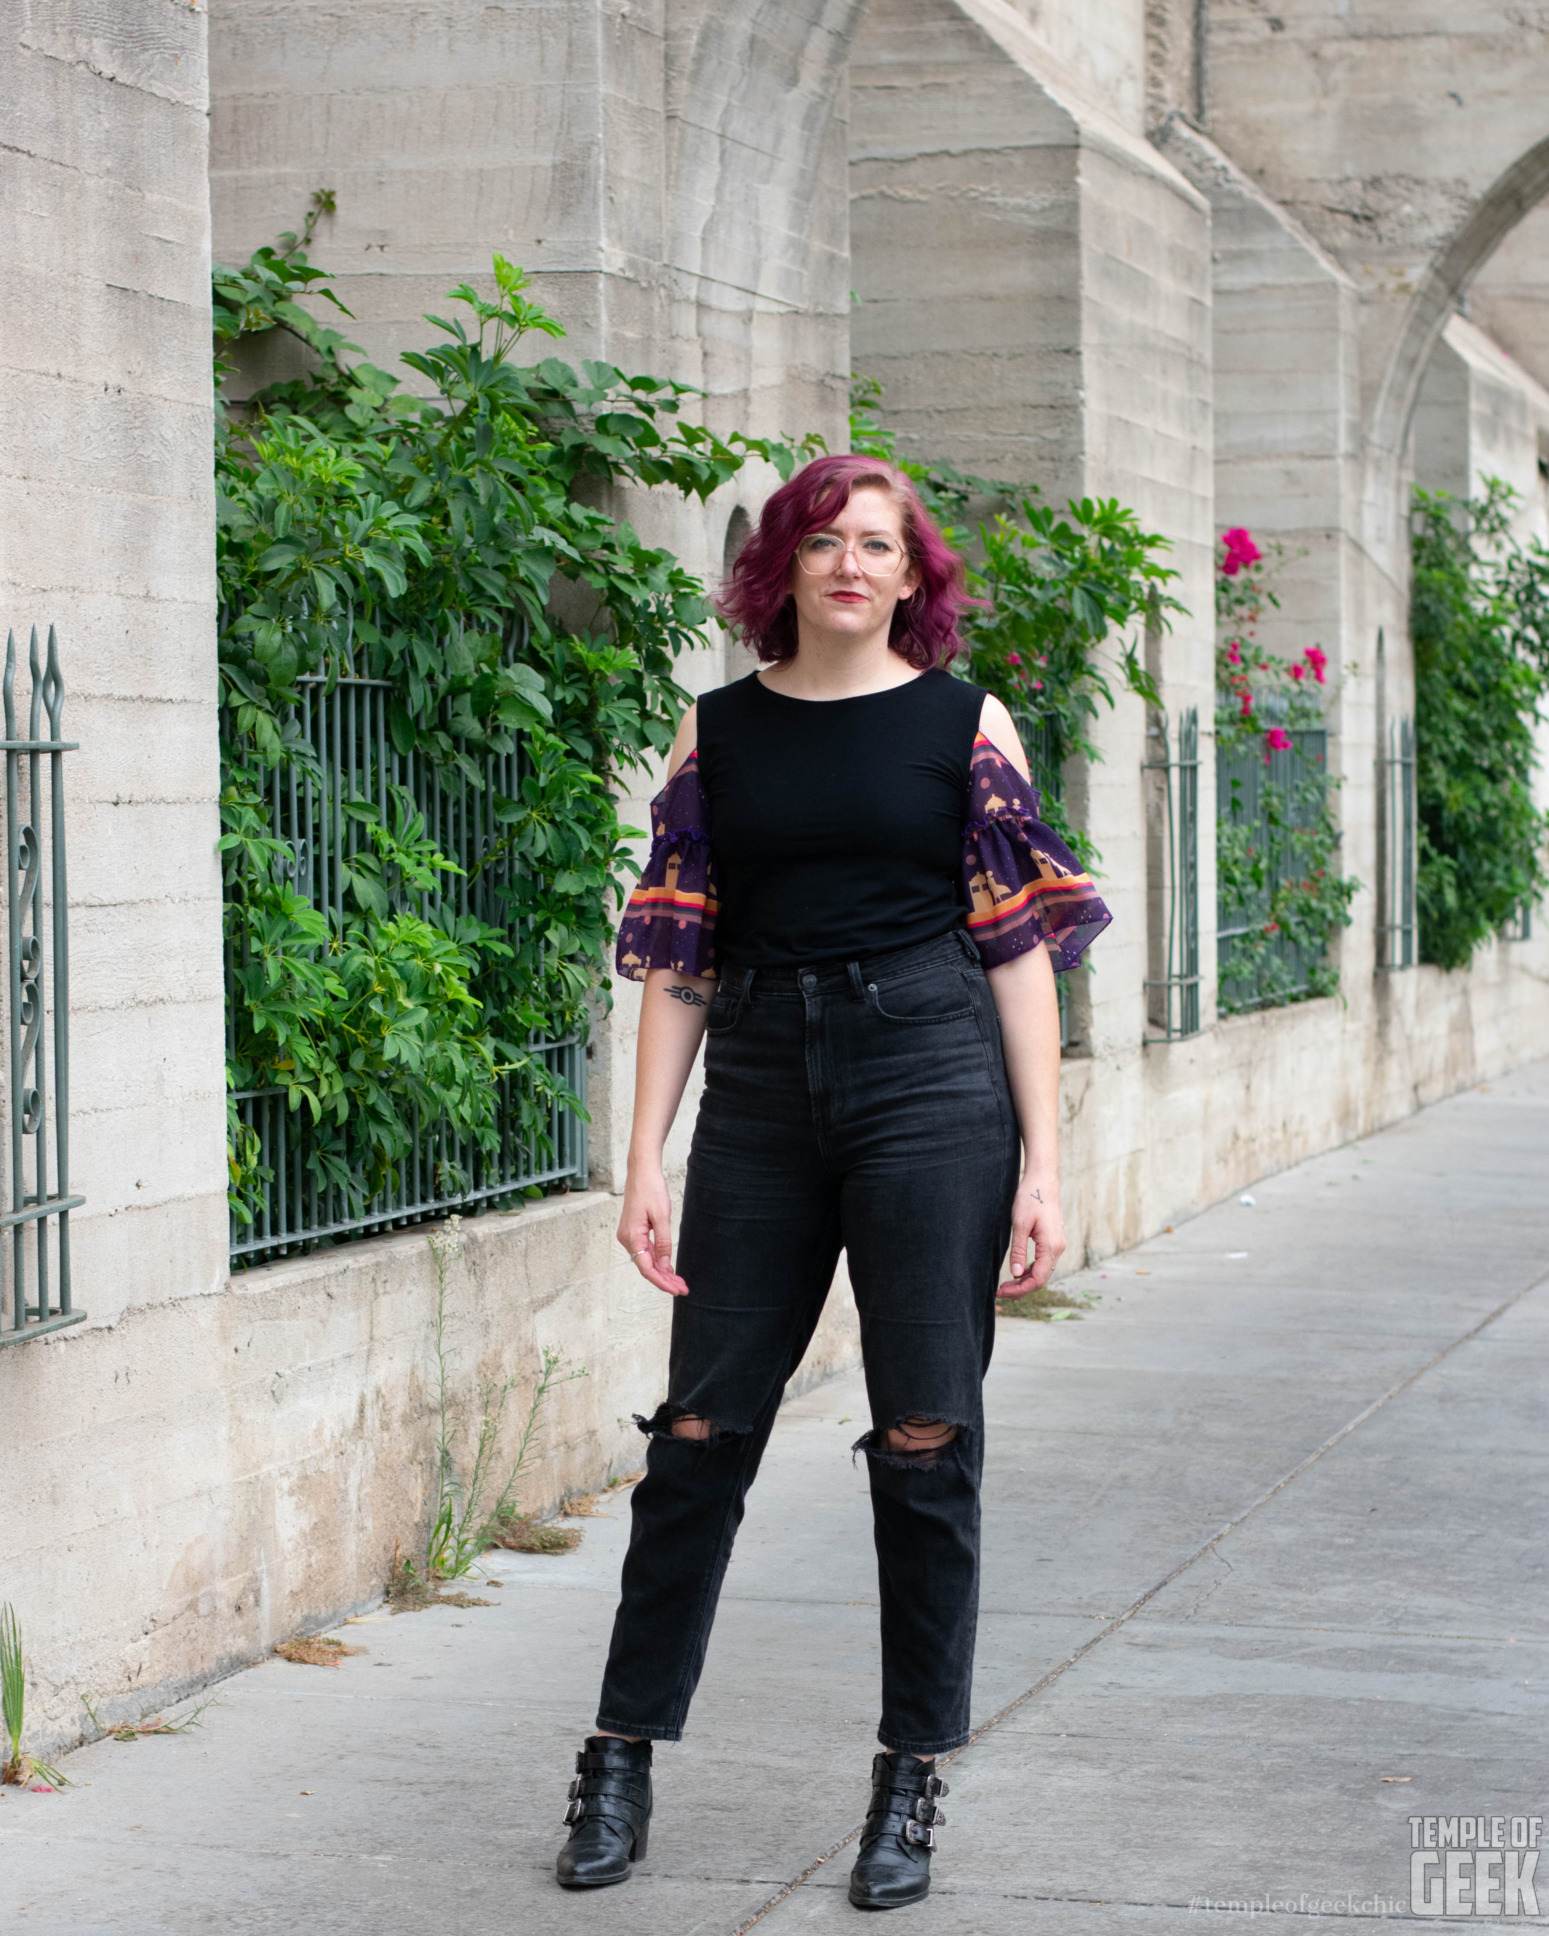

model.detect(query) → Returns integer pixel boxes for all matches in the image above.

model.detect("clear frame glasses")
[794,531,907,577]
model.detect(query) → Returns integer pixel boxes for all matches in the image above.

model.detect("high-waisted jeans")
[595,928,1020,1755]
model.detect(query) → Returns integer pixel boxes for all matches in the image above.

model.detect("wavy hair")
[717,454,973,669]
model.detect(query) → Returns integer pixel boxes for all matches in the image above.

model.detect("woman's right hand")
[617,1162,690,1297]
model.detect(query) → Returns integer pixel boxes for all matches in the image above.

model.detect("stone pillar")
[851,0,1216,1091]
[0,0,227,1725]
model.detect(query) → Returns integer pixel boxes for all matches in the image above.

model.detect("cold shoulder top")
[615,668,1111,979]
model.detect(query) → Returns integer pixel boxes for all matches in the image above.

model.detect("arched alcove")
[722,505,752,577]
[1373,133,1549,462]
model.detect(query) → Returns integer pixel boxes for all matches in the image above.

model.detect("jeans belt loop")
[845,959,866,1000]
[954,926,979,967]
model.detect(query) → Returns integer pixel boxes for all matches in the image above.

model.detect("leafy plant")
[1214,531,1357,1012]
[1411,481,1549,969]
[217,233,815,1216]
[852,379,1175,865]
[1,1603,70,1789]
[418,1216,587,1582]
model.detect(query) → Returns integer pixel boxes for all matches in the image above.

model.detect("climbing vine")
[217,231,809,1212]
[1411,481,1549,970]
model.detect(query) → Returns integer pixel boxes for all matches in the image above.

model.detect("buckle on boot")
[564,1798,584,1825]
[567,1778,581,1800]
[913,1797,946,1826]
[904,1818,936,1848]
[924,1773,949,1799]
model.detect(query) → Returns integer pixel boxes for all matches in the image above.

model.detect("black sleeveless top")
[695,669,986,967]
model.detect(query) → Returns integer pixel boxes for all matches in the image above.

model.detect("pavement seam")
[726,1267,1548,1935]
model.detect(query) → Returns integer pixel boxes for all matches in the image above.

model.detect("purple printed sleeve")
[961,734,1112,972]
[614,753,718,981]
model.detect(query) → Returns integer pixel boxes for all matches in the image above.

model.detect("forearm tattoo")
[664,982,707,1008]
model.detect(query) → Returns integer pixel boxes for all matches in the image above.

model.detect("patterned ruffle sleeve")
[961,734,1112,972]
[614,753,719,981]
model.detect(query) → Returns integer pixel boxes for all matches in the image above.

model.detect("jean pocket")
[704,981,745,1035]
[865,967,976,1025]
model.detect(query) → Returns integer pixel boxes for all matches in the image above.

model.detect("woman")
[555,455,1109,1908]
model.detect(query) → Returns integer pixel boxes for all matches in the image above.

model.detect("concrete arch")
[1371,132,1549,460]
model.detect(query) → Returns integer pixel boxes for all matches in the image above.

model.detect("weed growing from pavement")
[416,1217,588,1584]
[2,1604,70,1789]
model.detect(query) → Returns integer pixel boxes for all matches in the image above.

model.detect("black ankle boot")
[555,1735,653,1889]
[848,1752,948,1909]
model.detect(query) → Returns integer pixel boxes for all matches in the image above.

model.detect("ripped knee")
[854,1416,966,1472]
[884,1417,958,1456]
[634,1402,742,1448]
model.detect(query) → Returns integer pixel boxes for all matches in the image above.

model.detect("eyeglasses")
[794,531,907,577]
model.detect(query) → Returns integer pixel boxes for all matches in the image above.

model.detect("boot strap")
[563,1766,649,1830]
[577,1748,650,1775]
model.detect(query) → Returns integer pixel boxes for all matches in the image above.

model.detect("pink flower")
[1227,642,1242,666]
[1289,662,1305,681]
[1006,653,1023,666]
[1219,527,1263,577]
[1266,726,1292,752]
[1305,645,1328,685]
[1031,679,1043,690]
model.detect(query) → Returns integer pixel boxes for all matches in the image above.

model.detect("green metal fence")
[226,621,587,1268]
[1216,711,1331,1013]
[1144,707,1201,1038]
[1376,715,1417,971]
[1,627,84,1344]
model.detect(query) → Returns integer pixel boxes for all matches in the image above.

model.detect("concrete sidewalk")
[6,1064,1548,1934]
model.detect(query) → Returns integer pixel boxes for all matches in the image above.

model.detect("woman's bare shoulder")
[976,692,1032,782]
[666,701,698,781]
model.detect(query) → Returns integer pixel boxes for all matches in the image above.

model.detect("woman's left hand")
[998,1172,1065,1297]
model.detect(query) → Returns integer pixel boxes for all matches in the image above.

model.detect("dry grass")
[275,1636,367,1667]
[383,1550,494,1614]
[558,1469,645,1519]
[488,1515,583,1555]
[996,1283,1092,1321]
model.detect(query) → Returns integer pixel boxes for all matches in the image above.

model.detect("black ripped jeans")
[595,930,1020,1755]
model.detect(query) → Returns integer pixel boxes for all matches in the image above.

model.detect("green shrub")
[1411,482,1549,970]
[216,236,808,1207]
